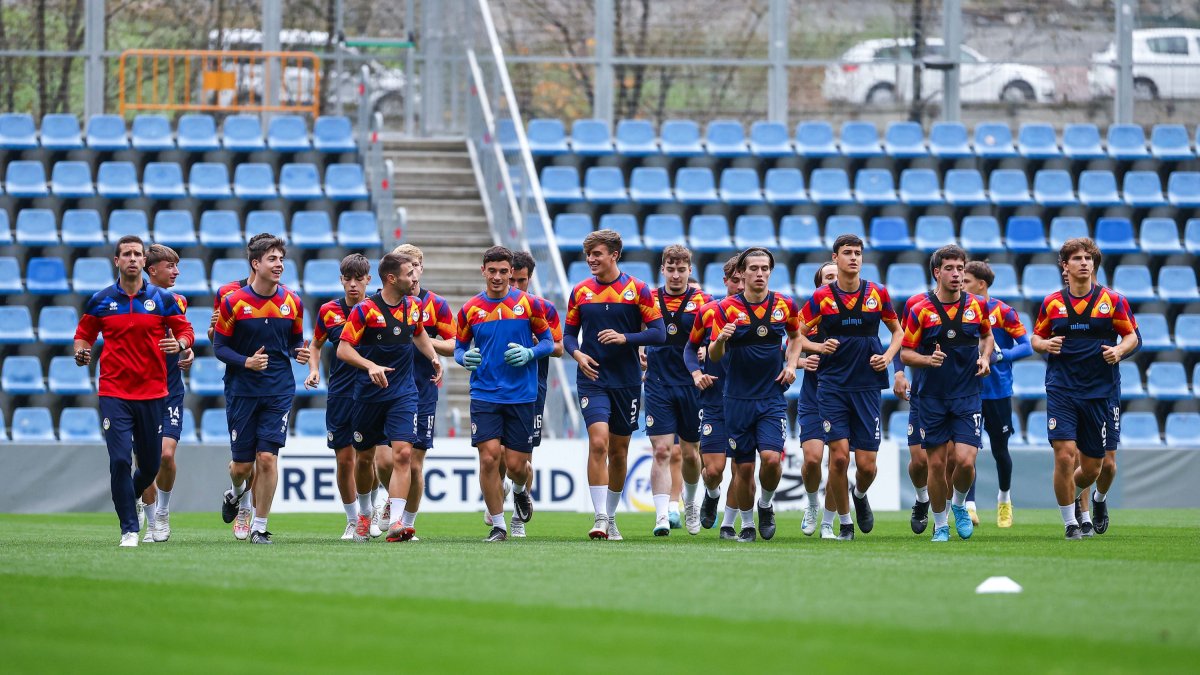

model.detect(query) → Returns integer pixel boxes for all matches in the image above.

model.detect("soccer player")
[564,229,665,541]
[213,236,311,544]
[454,246,555,541]
[307,254,373,541]
[207,233,280,345]
[900,245,993,542]
[962,260,1032,528]
[900,291,932,535]
[73,235,194,546]
[644,245,711,536]
[1031,238,1138,540]
[709,247,802,543]
[798,235,903,541]
[796,262,837,537]
[337,252,442,543]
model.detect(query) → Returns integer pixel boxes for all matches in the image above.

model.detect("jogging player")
[797,262,838,537]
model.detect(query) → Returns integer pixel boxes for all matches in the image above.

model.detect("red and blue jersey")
[799,282,897,392]
[648,287,712,387]
[165,293,189,396]
[212,278,249,310]
[1034,285,1137,399]
[902,292,992,399]
[532,295,563,390]
[565,272,662,388]
[75,281,194,400]
[981,297,1027,400]
[341,294,423,404]
[213,284,304,398]
[456,288,553,404]
[688,297,728,408]
[412,288,456,409]
[314,299,355,398]
[710,292,801,400]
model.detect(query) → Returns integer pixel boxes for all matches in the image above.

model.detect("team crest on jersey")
[392,326,401,336]
[646,415,655,427]
[728,438,737,450]
[623,290,635,301]
[772,308,784,321]
[756,325,769,337]
[823,420,831,433]
[865,297,878,310]
[1048,418,1057,430]
[423,310,431,321]
[327,432,334,442]
[964,308,976,321]
[685,301,697,312]
[702,424,712,436]
[667,324,678,335]
[907,423,914,436]
[143,299,156,311]
[102,417,110,431]
[946,329,957,339]
[580,396,589,409]
[281,304,291,316]
[1099,302,1111,314]
[353,431,363,443]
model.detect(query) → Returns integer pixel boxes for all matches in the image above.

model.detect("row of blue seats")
[0,113,356,154]
[541,165,1200,209]
[883,410,1200,450]
[1,160,368,201]
[555,212,1200,257]
[517,118,1200,161]
[0,209,379,249]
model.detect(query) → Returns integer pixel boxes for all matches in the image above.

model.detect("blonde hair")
[392,243,424,262]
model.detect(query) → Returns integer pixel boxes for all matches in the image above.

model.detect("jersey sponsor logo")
[584,291,594,301]
[513,304,525,316]
[1057,306,1068,316]
[143,299,156,311]
[102,417,110,431]
[353,431,363,443]
[756,325,769,337]
[771,308,784,321]
[964,308,976,321]
[737,312,750,324]
[865,297,878,310]
[646,415,655,427]
[281,304,291,315]
[1048,418,1057,430]
[243,306,253,315]
[580,396,589,409]
[702,423,712,436]
[623,290,635,301]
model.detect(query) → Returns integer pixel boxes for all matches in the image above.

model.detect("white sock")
[915,486,929,503]
[606,489,622,518]
[357,492,372,514]
[721,506,737,528]
[1059,505,1077,526]
[389,498,407,525]
[966,500,976,511]
[157,489,171,512]
[852,486,866,499]
[402,510,418,528]
[513,482,526,494]
[1093,490,1107,503]
[839,512,852,526]
[684,481,698,503]
[1080,511,1093,525]
[251,516,267,532]
[739,509,754,528]
[589,485,607,517]
[653,494,669,520]
[342,501,357,522]
[143,500,156,526]
[952,489,968,507]
[758,488,775,509]
[491,513,507,530]
[822,508,836,526]
[706,486,721,499]
[998,489,1011,504]
[933,509,948,529]
[234,481,252,509]
[806,491,819,508]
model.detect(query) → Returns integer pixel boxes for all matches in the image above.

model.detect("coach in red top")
[74,235,194,547]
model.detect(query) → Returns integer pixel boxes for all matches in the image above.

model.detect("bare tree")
[35,0,47,116]
[0,4,14,111]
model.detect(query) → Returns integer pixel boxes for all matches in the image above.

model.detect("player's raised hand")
[245,346,269,372]
[869,353,888,372]
[368,363,394,388]
[74,347,91,367]
[159,328,181,354]
[304,367,320,389]
[1101,344,1121,365]
[820,338,840,354]
[574,350,600,381]
[430,358,443,386]
[715,322,737,343]
[929,343,946,368]
[461,347,482,371]
[178,348,195,371]
[774,366,797,386]
[801,354,820,371]
[597,329,627,345]
[692,371,718,391]
[295,339,312,365]
[1045,335,1064,355]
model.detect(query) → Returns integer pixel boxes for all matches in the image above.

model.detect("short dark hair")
[145,244,179,268]
[339,253,370,279]
[378,252,414,282]
[482,245,514,266]
[661,245,692,267]
[736,247,774,272]
[964,260,994,287]
[247,234,286,263]
[832,233,864,254]
[930,244,969,275]
[1059,237,1102,268]
[512,251,536,273]
[583,229,622,258]
[813,261,837,287]
[114,235,144,258]
[722,255,740,280]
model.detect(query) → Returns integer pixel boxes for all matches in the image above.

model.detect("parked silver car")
[1089,28,1200,100]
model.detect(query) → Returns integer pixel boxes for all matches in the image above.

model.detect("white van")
[1089,28,1200,100]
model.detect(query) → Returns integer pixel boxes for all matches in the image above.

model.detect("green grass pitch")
[2,510,1197,673]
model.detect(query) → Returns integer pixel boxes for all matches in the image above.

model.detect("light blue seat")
[86,114,128,151]
[40,114,83,150]
[324,164,369,201]
[1165,414,1200,448]
[59,407,103,442]
[5,161,49,198]
[0,257,19,293]
[987,263,1020,301]
[186,307,212,347]
[809,168,853,205]
[706,120,748,157]
[823,215,864,248]
[96,161,140,199]
[1062,123,1106,160]
[1150,124,1193,161]
[1049,216,1088,249]
[245,210,288,242]
[1139,217,1182,254]
[583,166,627,203]
[793,262,823,299]
[1112,265,1155,303]
[50,161,95,198]
[719,168,763,205]
[153,210,197,247]
[768,265,793,296]
[554,213,592,252]
[764,168,806,205]
[267,115,310,152]
[960,215,1004,253]
[567,261,591,286]
[860,263,881,283]
[313,116,356,153]
[599,213,642,250]
[188,162,232,200]
[1122,412,1163,446]
[540,166,583,203]
[883,121,926,158]
[973,122,1016,158]
[0,113,38,149]
[749,121,792,157]
[1119,361,1145,399]
[989,169,1032,206]
[1136,313,1172,351]
[614,119,656,156]
[0,306,35,344]
[1147,363,1190,400]
[1093,217,1138,254]
[885,263,927,299]
[1167,172,1200,208]
[929,122,972,158]
[702,262,725,296]
[1122,171,1165,207]
[1017,123,1060,159]
[49,355,92,395]
[1159,265,1200,302]
[1176,315,1200,351]
[855,168,897,205]
[222,114,266,152]
[629,167,673,204]
[622,262,655,285]
[278,163,322,201]
[199,211,243,248]
[1011,361,1046,399]
[295,408,327,437]
[779,215,822,252]
[943,169,987,206]
[642,214,685,249]
[733,215,777,249]
[1021,263,1062,301]
[279,259,300,297]
[184,356,224,397]
[914,215,955,252]
[527,119,569,156]
[178,114,221,152]
[795,120,838,157]
[1106,124,1149,160]
[1033,169,1076,207]
[689,215,733,253]
[0,212,8,246]
[15,209,58,246]
[233,163,277,200]
[200,409,230,443]
[26,257,69,295]
[302,259,343,297]
[2,356,45,395]
[12,408,55,442]
[142,162,186,200]
[73,257,114,294]
[496,118,519,154]
[291,211,335,249]
[570,119,614,156]
[1077,170,1122,207]
[174,258,209,295]
[337,211,380,247]
[1005,216,1049,253]
[1187,219,1200,254]
[839,121,882,158]
[885,410,908,443]
[898,168,941,206]
[131,114,174,151]
[869,217,913,250]
[660,120,704,157]
[674,167,719,205]
[107,209,150,244]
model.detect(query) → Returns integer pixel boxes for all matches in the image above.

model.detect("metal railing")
[361,108,398,247]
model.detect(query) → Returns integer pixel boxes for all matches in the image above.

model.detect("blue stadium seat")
[1106,123,1149,160]
[860,263,881,284]
[553,213,592,252]
[943,169,987,206]
[292,359,325,396]
[36,306,77,345]
[27,257,69,295]
[614,119,657,156]
[794,120,838,157]
[567,261,591,286]
[141,161,185,200]
[622,262,655,284]
[733,215,777,249]
[929,121,972,158]
[706,120,748,157]
[325,164,369,201]
[1017,123,1060,159]
[629,167,673,204]
[793,263,823,299]
[222,114,266,152]
[570,119,613,156]
[749,121,792,157]
[1049,216,1088,249]
[1112,265,1155,303]
[1032,170,1076,207]
[719,168,763,205]
[176,114,219,152]
[885,410,908,443]
[496,118,519,154]
[1159,266,1200,302]
[1005,216,1049,253]
[185,307,212,348]
[989,169,1032,206]
[823,215,864,248]
[40,113,83,150]
[59,407,102,442]
[779,215,822,252]
[689,215,733,252]
[960,215,1004,254]
[869,217,913,251]
[199,211,243,248]
[1188,219,1200,254]
[674,167,719,205]
[1122,412,1163,446]
[1165,414,1200,448]
[0,306,35,344]
[5,160,49,198]
[769,265,793,296]
[583,166,627,203]
[1122,171,1165,207]
[15,209,58,246]
[210,259,250,293]
[49,355,92,395]
[973,122,1016,158]
[1077,170,1122,207]
[187,162,231,200]
[1119,361,1146,399]
[987,263,1020,301]
[1167,172,1200,208]
[839,121,881,158]
[1093,217,1138,254]
[660,120,704,157]
[0,112,38,149]
[898,168,941,206]
[599,213,642,250]
[231,163,277,200]
[188,357,225,396]
[1139,218,1182,254]
[808,168,853,205]
[294,408,326,437]
[2,356,45,394]
[130,114,174,152]
[883,121,926,158]
[277,163,322,201]
[12,408,55,442]
[540,166,583,203]
[1136,313,1172,351]
[96,161,140,199]
[885,263,927,299]
[1062,123,1106,160]
[313,116,356,153]
[302,259,343,297]
[1176,315,1200,351]
[107,209,150,244]
[245,210,288,242]
[763,168,806,205]
[0,257,23,294]
[266,115,310,152]
[153,210,196,247]
[1021,263,1063,301]
[50,161,94,198]
[86,114,129,151]
[0,212,9,245]
[174,258,209,295]
[854,168,897,205]
[701,262,725,296]
[914,215,955,252]
[642,213,685,249]
[73,257,114,294]
[337,211,380,247]
[527,119,569,156]
[291,211,335,249]
[1150,124,1193,161]
[1011,361,1046,399]
[1148,362,1190,400]
[200,409,229,443]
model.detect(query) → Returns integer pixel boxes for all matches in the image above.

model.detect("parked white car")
[1089,28,1200,100]
[823,38,1056,105]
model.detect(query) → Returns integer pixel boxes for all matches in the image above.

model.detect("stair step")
[400,199,486,219]
[393,186,480,200]
[383,139,467,153]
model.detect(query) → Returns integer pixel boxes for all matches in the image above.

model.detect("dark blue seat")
[49,355,92,395]
[153,210,197,247]
[1146,363,1189,400]
[885,263,927,298]
[642,213,685,249]
[854,168,897,205]
[962,216,1006,257]
[869,216,913,251]
[989,169,1032,206]
[1106,124,1149,160]
[599,213,642,250]
[200,408,229,443]
[1017,123,1060,159]
[222,114,266,152]
[540,166,583,204]
[1077,170,1122,207]
[973,122,1016,158]
[0,306,35,344]
[839,121,882,158]
[1122,171,1165,207]
[15,209,58,246]
[660,120,704,157]
[749,121,792,157]
[929,122,972,158]
[96,161,140,199]
[300,259,342,297]
[583,166,627,203]
[61,209,105,249]
[1139,218,1182,255]
[188,162,232,200]
[1012,361,1046,399]
[1005,216,1049,253]
[190,358,226,397]
[689,215,733,252]
[107,209,150,244]
[1062,123,1106,160]
[26,257,68,295]
[337,211,380,247]
[553,213,592,252]
[5,161,49,198]
[291,211,335,249]
[1150,124,1193,161]
[131,114,174,152]
[1021,263,1062,300]
[325,164,369,201]
[571,119,614,156]
[944,169,988,206]
[914,215,955,252]
[1112,265,1155,303]
[1049,216,1088,249]
[1119,361,1146,399]
[1167,171,1200,208]
[211,259,250,293]
[795,121,838,157]
[50,161,95,198]
[313,116,356,153]
[1165,414,1200,448]
[1136,313,1172,351]
[278,163,322,201]
[294,408,327,437]
[779,215,822,252]
[1033,169,1076,207]
[1094,217,1138,254]
[719,168,763,205]
[1174,315,1200,351]
[674,167,719,205]
[898,168,941,206]
[0,113,38,150]
[174,258,209,295]
[733,215,777,249]
[809,168,853,205]
[246,210,288,242]
[142,162,186,200]
[763,168,806,205]
[73,257,114,294]
[527,119,569,156]
[59,407,102,442]
[823,214,864,248]
[883,121,926,158]
[1122,412,1164,446]
[705,120,748,157]
[266,115,311,152]
[12,408,55,441]
[1187,219,1200,254]
[614,119,657,156]
[86,114,128,151]
[2,357,45,395]
[629,167,672,204]
[40,114,83,150]
[233,163,277,200]
[1159,266,1200,303]
[199,210,243,248]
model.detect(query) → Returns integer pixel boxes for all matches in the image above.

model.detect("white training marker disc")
[975,576,1023,594]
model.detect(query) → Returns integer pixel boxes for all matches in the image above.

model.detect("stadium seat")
[36,306,77,345]
[854,168,897,205]
[527,119,569,155]
[540,166,583,203]
[313,116,356,153]
[824,215,865,247]
[337,211,381,247]
[295,408,327,437]
[59,407,102,442]
[1112,265,1155,303]
[290,211,335,249]
[173,258,209,295]
[0,112,38,149]
[779,215,822,252]
[1121,412,1163,446]
[642,214,686,249]
[1137,313,1172,351]
[1077,170,1122,207]
[567,261,591,286]
[0,257,23,294]
[1167,172,1200,208]
[689,215,733,253]
[701,262,725,295]
[198,211,242,248]
[26,257,69,295]
[1176,315,1200,351]
[177,114,219,152]
[885,263,927,299]
[130,114,174,152]
[1139,218,1183,255]
[15,209,59,246]
[40,113,83,150]
[222,114,266,152]
[629,167,673,204]
[293,360,325,396]
[0,212,9,246]
[599,213,642,250]
[12,408,55,442]
[231,163,276,200]
[1049,216,1088,249]
[763,168,806,205]
[0,306,35,344]
[929,121,972,158]
[142,161,187,200]
[719,168,763,205]
[769,265,793,296]
[793,263,823,299]
[266,115,310,152]
[794,120,838,157]
[185,307,212,347]
[899,168,941,206]
[1017,123,1060,159]
[279,163,323,201]
[973,122,1016,158]
[108,209,150,244]
[245,210,288,242]
[325,164,369,201]
[1022,263,1064,301]
[1032,169,1076,207]
[1062,123,1106,160]
[674,168,719,205]
[1119,361,1146,399]
[622,261,655,284]
[49,355,92,395]
[808,168,853,205]
[86,114,129,151]
[944,169,988,206]
[51,161,95,198]
[860,263,881,283]
[496,118,519,154]
[96,161,140,199]
[660,120,704,157]
[210,259,250,293]
[960,215,1004,254]
[988,263,1020,301]
[73,257,114,294]
[733,215,777,249]
[1122,171,1165,208]
[5,160,49,198]
[189,358,226,397]
[2,356,45,395]
[200,409,229,443]
[706,120,748,157]
[302,259,344,297]
[1165,414,1200,448]
[1094,218,1138,254]
[1011,361,1046,399]
[1150,124,1193,161]
[1159,266,1200,302]
[153,210,197,247]
[749,121,792,157]
[554,213,592,252]
[869,217,913,251]
[583,166,628,203]
[914,215,955,252]
[1106,124,1148,160]
[1188,219,1200,254]
[989,169,1032,206]
[614,119,657,156]
[883,121,926,158]
[188,162,232,200]
[885,410,908,443]
[1005,216,1049,253]
[839,121,882,158]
